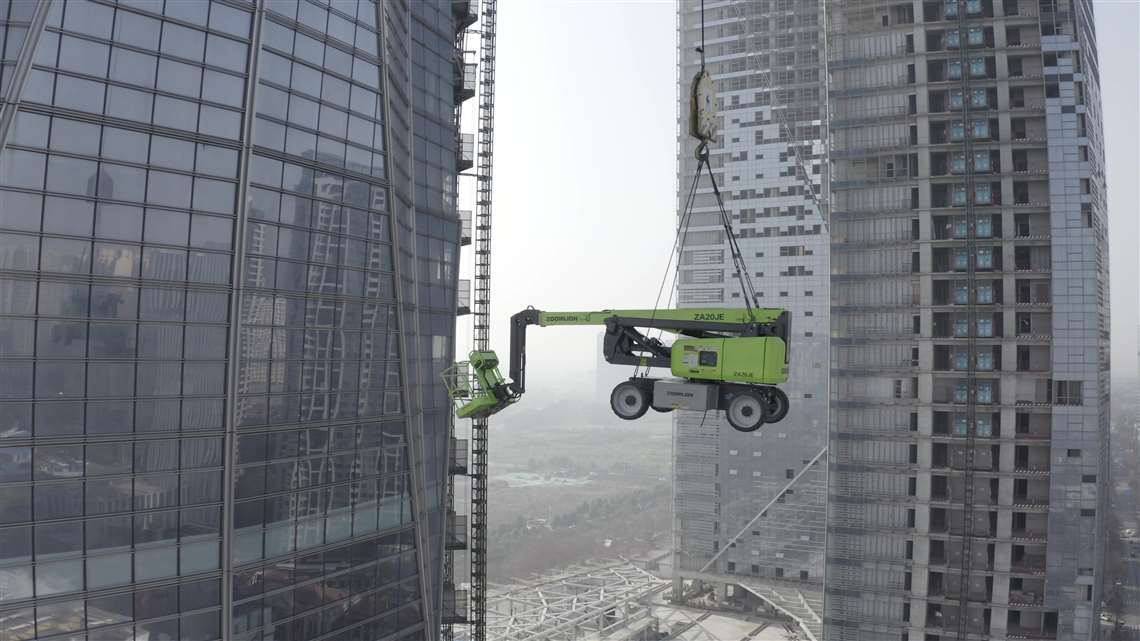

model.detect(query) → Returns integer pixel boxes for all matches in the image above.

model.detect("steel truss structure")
[478,561,670,641]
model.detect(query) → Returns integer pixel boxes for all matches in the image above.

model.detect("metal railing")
[458,209,472,245]
[452,0,477,29]
[457,279,471,315]
[443,587,469,624]
[457,133,475,170]
[446,512,468,549]
[454,61,476,102]
[450,438,469,474]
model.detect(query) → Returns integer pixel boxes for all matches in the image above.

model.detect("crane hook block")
[689,68,717,145]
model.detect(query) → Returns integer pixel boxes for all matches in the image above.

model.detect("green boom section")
[537,308,785,330]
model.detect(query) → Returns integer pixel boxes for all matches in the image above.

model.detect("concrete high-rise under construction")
[673,1,829,635]
[824,0,1111,639]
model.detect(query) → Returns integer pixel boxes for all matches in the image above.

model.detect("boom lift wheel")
[610,381,650,421]
[763,388,789,424]
[726,389,767,432]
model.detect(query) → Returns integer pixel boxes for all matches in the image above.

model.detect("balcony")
[1010,555,1047,574]
[1015,213,1051,239]
[452,0,477,31]
[1014,246,1052,273]
[1014,379,1052,406]
[458,209,472,246]
[1016,346,1051,373]
[446,512,468,550]
[457,133,474,172]
[457,279,471,315]
[454,61,476,104]
[1012,494,1049,510]
[1015,280,1051,306]
[1007,625,1056,640]
[442,586,468,624]
[1014,413,1051,441]
[449,437,468,474]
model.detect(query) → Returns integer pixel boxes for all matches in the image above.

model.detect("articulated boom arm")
[507,307,789,396]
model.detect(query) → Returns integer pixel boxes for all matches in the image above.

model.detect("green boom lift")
[443,5,811,434]
[443,306,790,432]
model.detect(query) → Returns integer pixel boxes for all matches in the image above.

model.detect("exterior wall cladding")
[824,0,1110,639]
[0,1,463,641]
[674,0,830,598]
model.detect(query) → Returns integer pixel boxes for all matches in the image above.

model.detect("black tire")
[651,405,674,413]
[610,381,650,421]
[763,388,790,424]
[725,389,767,432]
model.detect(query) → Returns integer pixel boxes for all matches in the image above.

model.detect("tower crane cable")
[637,157,705,378]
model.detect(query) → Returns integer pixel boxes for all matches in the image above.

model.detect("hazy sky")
[457,0,1140,399]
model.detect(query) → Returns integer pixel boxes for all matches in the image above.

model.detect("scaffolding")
[468,0,498,639]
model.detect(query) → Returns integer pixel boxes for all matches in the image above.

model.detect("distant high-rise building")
[672,0,828,628]
[0,1,469,639]
[824,0,1111,639]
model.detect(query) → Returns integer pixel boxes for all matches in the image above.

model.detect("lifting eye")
[699,351,718,367]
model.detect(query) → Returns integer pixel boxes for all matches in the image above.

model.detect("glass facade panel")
[977,284,994,304]
[976,414,992,437]
[976,216,993,237]
[973,151,991,173]
[0,0,459,637]
[954,381,969,403]
[969,57,986,77]
[953,318,969,337]
[953,248,969,270]
[953,351,969,370]
[977,351,994,371]
[976,247,995,269]
[977,317,994,337]
[977,381,994,404]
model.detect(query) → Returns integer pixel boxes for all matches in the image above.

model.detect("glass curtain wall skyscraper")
[0,1,464,640]
[673,0,828,630]
[825,0,1110,638]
